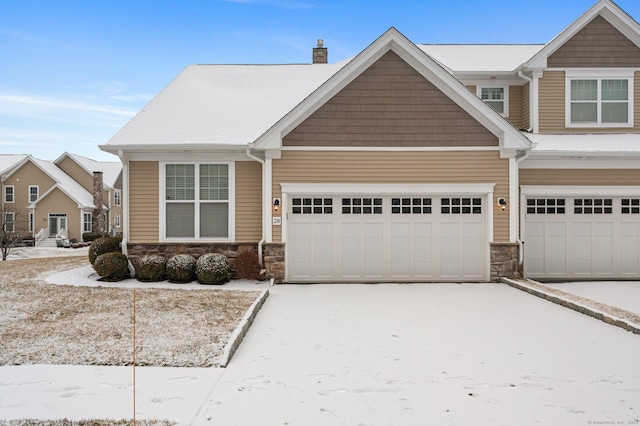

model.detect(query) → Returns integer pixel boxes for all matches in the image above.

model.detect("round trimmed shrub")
[166,254,197,283]
[196,253,231,285]
[93,252,129,280]
[134,255,167,282]
[89,236,121,265]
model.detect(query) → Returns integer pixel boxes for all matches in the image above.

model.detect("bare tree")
[1,207,23,261]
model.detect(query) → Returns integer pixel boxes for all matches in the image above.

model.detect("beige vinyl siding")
[33,188,81,241]
[235,161,262,241]
[56,157,93,193]
[522,82,530,130]
[520,168,640,186]
[548,16,640,68]
[2,161,56,235]
[283,51,498,148]
[129,161,159,243]
[508,85,524,129]
[273,151,509,242]
[539,71,640,133]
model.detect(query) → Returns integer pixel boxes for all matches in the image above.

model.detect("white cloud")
[0,94,137,118]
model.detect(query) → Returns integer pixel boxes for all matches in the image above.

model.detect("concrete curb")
[501,277,640,335]
[219,288,270,367]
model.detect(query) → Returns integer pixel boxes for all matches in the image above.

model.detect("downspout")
[246,148,265,267]
[515,149,532,268]
[517,71,534,133]
[117,150,129,257]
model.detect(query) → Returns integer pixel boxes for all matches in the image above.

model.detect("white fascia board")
[1,155,34,181]
[521,185,640,197]
[125,151,252,162]
[525,1,640,70]
[100,143,249,155]
[280,182,496,195]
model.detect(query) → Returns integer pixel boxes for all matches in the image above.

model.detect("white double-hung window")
[567,70,634,127]
[163,163,232,240]
[478,87,508,116]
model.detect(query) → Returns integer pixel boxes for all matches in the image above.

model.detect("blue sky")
[1,0,639,162]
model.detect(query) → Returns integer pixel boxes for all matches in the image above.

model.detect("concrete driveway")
[2,282,639,425]
[194,283,640,425]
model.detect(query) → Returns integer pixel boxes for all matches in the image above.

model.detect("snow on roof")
[418,45,544,73]
[62,153,121,188]
[105,62,348,148]
[32,158,96,208]
[0,154,28,175]
[526,132,640,153]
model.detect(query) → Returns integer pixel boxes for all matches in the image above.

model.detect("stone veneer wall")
[127,242,283,281]
[490,243,520,280]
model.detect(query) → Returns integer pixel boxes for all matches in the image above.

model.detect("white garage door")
[286,195,487,282]
[524,195,640,279]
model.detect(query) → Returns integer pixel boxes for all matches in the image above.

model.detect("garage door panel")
[288,194,487,282]
[525,196,640,279]
[620,222,639,274]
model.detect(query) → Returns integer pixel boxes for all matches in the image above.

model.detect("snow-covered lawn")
[546,281,640,315]
[0,257,261,367]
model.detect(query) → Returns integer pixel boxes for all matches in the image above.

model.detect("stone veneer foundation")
[128,242,518,283]
[490,242,520,280]
[127,242,285,282]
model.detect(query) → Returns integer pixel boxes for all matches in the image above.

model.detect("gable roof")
[253,27,532,155]
[0,154,29,177]
[101,61,348,153]
[3,155,97,209]
[524,0,640,70]
[55,152,122,189]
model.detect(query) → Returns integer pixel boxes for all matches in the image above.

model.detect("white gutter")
[246,148,266,267]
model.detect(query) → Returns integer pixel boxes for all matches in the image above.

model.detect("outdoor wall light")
[273,198,281,212]
[498,198,507,211]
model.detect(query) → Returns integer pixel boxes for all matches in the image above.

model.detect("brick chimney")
[312,39,328,64]
[92,171,106,233]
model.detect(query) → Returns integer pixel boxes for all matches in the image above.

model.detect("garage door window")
[622,199,640,214]
[342,198,382,214]
[292,198,332,214]
[391,198,432,214]
[441,198,481,214]
[574,198,612,214]
[527,198,566,214]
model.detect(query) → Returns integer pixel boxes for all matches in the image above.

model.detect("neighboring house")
[101,0,640,282]
[0,153,123,244]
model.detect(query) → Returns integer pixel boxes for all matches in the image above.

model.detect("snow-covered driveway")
[2,283,640,425]
[197,283,640,425]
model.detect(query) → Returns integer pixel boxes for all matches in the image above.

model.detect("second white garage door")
[286,193,488,282]
[523,188,640,279]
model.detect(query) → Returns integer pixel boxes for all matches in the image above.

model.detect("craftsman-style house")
[102,0,640,282]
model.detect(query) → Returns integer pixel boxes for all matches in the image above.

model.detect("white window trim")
[565,69,635,128]
[4,185,14,203]
[4,212,15,233]
[114,189,122,206]
[114,215,121,228]
[477,86,509,118]
[28,185,39,203]
[83,212,92,233]
[29,212,34,233]
[159,161,235,242]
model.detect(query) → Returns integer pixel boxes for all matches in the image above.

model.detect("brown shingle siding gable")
[283,51,498,148]
[548,15,640,68]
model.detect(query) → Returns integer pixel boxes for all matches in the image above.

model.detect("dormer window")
[566,70,634,127]
[478,87,508,117]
